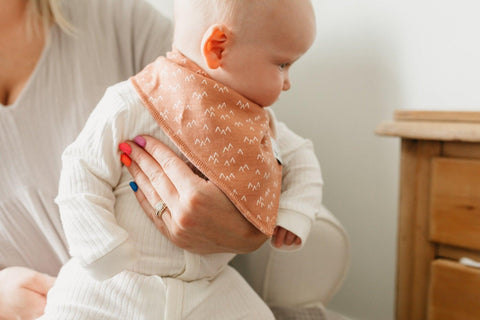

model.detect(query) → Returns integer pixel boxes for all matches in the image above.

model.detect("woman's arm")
[0,267,55,320]
[123,136,268,254]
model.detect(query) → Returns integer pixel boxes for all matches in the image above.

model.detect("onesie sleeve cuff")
[270,209,312,252]
[82,239,138,281]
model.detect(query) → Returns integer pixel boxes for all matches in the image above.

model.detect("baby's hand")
[272,226,302,248]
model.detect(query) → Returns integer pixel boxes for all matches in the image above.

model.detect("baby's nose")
[283,78,291,91]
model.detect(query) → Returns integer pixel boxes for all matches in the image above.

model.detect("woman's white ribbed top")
[0,0,172,275]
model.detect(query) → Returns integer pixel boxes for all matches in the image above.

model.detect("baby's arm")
[268,110,323,251]
[56,86,135,280]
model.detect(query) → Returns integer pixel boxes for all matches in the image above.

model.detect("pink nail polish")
[133,136,146,148]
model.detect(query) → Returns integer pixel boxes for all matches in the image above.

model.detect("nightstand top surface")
[376,110,480,142]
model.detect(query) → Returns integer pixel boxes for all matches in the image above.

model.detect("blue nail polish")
[129,181,138,192]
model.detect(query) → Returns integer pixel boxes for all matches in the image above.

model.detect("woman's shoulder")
[61,0,171,72]
[63,0,163,31]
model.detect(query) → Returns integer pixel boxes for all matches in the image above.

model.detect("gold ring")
[154,201,167,218]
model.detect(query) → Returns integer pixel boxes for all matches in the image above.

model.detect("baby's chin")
[259,99,277,108]
[240,91,278,108]
[250,97,277,108]
[259,94,282,108]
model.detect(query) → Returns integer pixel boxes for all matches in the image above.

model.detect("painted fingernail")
[120,153,132,167]
[118,142,131,155]
[133,136,146,148]
[129,181,138,192]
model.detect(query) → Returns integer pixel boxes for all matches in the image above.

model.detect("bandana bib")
[130,51,282,236]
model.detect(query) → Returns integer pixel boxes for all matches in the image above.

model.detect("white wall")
[147,1,480,319]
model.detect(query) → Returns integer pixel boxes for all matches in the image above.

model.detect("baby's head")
[173,0,316,107]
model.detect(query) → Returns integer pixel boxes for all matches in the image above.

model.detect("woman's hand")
[0,267,56,320]
[120,136,268,254]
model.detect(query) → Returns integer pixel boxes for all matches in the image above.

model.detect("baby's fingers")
[272,227,286,248]
[284,231,297,246]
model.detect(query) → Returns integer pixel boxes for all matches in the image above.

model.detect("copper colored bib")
[130,51,282,236]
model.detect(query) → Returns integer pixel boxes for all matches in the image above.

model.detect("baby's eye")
[279,63,288,70]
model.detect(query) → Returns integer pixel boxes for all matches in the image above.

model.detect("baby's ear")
[201,24,231,69]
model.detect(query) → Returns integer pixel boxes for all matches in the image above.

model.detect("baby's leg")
[182,266,275,320]
[40,259,166,320]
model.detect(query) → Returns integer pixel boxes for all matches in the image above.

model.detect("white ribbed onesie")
[40,68,323,318]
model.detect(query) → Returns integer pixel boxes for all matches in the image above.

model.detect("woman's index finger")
[139,135,204,192]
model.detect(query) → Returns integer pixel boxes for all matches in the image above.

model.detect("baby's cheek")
[259,86,282,107]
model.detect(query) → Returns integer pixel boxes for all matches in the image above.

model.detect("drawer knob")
[459,257,480,269]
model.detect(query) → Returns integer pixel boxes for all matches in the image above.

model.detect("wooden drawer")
[430,157,480,250]
[428,259,480,320]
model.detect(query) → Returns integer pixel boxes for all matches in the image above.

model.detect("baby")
[41,0,317,319]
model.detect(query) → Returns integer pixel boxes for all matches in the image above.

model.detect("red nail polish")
[120,153,132,167]
[118,142,131,155]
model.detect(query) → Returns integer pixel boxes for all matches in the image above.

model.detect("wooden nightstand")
[376,111,480,320]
